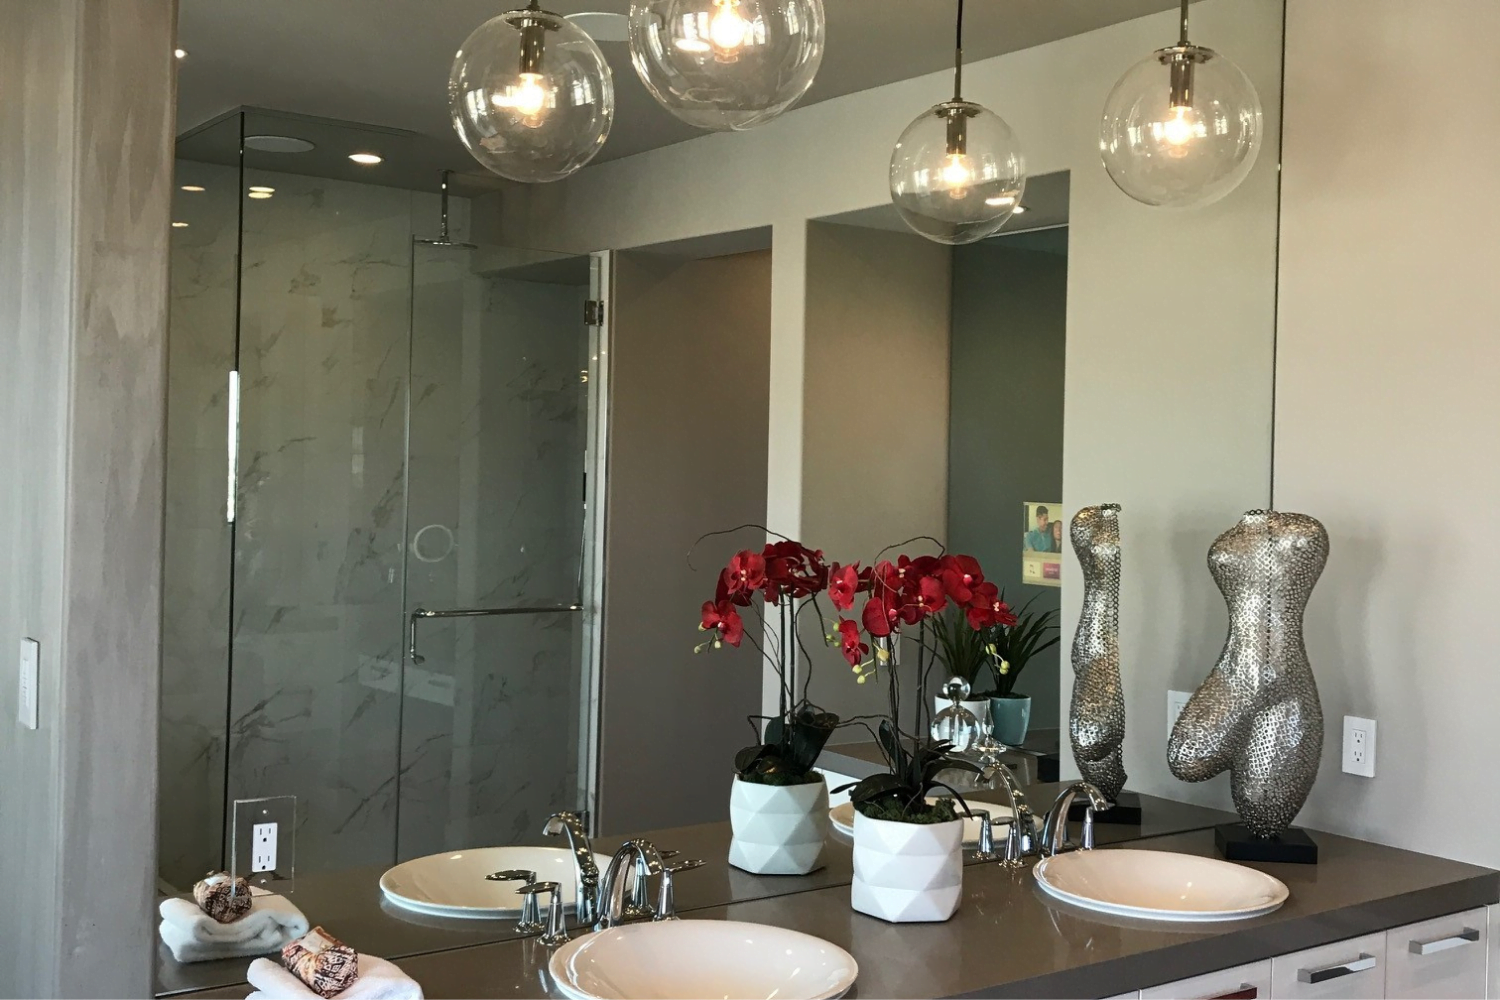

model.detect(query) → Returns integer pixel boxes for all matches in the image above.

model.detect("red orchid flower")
[861,593,899,638]
[836,618,869,667]
[828,562,861,612]
[939,553,984,604]
[899,574,949,625]
[700,599,745,647]
[761,540,828,603]
[720,550,766,604]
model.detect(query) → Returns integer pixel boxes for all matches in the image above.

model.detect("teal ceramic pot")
[989,695,1032,747]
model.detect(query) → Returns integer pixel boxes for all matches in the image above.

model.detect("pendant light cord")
[952,0,965,101]
[1178,0,1190,45]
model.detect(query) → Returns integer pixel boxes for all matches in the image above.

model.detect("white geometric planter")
[850,810,963,923]
[727,776,829,875]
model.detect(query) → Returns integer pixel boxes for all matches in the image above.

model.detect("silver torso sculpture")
[1168,510,1328,838]
[1069,504,1127,802]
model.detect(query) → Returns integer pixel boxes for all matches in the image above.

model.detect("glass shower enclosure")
[160,109,607,888]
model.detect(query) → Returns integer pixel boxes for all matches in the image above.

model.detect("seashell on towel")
[192,872,252,924]
[281,926,360,998]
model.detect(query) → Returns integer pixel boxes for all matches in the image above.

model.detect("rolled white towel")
[245,955,423,1000]
[159,888,310,963]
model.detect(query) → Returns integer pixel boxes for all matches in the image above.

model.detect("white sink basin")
[549,920,859,1000]
[1034,849,1289,922]
[380,846,609,919]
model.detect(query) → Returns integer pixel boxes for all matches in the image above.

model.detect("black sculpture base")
[1215,823,1319,864]
[1069,790,1143,826]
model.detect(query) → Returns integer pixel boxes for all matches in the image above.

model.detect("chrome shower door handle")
[408,603,583,664]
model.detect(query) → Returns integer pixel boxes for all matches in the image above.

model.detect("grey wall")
[600,250,771,834]
[0,0,174,994]
[1273,0,1500,867]
[947,237,1068,730]
[801,223,952,734]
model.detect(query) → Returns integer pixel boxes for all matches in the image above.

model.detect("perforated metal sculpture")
[1069,504,1127,802]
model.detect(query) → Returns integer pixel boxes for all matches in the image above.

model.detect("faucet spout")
[543,811,600,925]
[595,840,664,931]
[1041,781,1109,857]
[979,761,1038,866]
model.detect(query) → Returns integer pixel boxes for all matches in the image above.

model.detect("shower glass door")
[397,242,604,860]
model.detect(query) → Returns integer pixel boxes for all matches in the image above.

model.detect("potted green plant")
[697,537,840,876]
[826,549,1012,922]
[985,594,1060,746]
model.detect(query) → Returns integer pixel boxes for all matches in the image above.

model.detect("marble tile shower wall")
[400,252,589,859]
[160,166,591,887]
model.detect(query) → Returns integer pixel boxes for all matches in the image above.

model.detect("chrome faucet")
[979,761,1039,866]
[1040,781,1109,857]
[595,840,665,930]
[542,811,600,925]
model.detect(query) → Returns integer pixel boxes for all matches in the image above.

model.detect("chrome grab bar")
[408,604,583,664]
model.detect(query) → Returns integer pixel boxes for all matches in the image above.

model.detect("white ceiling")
[175,0,1180,187]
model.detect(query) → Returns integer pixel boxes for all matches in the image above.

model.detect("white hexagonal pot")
[727,776,829,875]
[850,810,964,922]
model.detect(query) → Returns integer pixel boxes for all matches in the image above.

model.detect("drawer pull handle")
[1298,953,1377,984]
[1204,986,1257,999]
[1410,927,1481,956]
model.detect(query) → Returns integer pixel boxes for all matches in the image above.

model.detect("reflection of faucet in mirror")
[542,811,600,925]
[1041,781,1108,857]
[978,762,1037,866]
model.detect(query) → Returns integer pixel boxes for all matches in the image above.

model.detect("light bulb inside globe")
[709,0,749,52]
[1158,103,1203,156]
[940,153,974,198]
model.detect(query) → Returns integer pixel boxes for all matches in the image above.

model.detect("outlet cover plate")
[1167,689,1192,741]
[18,638,38,730]
[233,796,296,889]
[1342,715,1377,778]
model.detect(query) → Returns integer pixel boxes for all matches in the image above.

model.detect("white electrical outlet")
[1342,715,1377,777]
[18,639,39,731]
[252,822,278,873]
[1167,689,1192,741]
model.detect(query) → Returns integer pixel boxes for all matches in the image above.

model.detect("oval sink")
[550,920,859,1000]
[1034,849,1289,922]
[381,846,609,919]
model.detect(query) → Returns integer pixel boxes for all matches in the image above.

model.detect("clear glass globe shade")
[889,101,1026,246]
[1100,45,1263,208]
[628,0,825,131]
[450,7,615,183]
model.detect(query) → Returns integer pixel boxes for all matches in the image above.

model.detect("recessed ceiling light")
[348,153,383,165]
[174,48,188,59]
[171,221,189,228]
[1012,205,1028,214]
[247,191,273,200]
[245,135,316,154]
[248,186,275,194]
[180,184,206,193]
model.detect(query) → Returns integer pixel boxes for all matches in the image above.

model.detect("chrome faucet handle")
[969,809,997,862]
[543,811,600,925]
[654,859,706,920]
[1041,781,1109,857]
[595,839,665,931]
[980,761,1038,867]
[516,882,569,946]
[487,869,542,934]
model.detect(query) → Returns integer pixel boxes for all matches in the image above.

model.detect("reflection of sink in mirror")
[549,920,859,1000]
[380,847,609,919]
[1034,849,1288,922]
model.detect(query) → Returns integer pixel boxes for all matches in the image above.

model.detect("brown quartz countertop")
[174,828,1499,1000]
[155,788,1235,997]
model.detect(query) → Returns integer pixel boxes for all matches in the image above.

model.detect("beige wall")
[1274,0,1500,867]
[0,0,174,994]
[600,250,772,833]
[801,223,952,728]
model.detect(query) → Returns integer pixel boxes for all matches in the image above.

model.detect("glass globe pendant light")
[450,1,615,183]
[627,0,825,131]
[1100,0,1263,208]
[889,0,1025,245]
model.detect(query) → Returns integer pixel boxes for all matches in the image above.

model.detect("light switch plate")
[18,638,38,730]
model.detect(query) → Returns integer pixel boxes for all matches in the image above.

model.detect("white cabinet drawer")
[1272,932,1386,999]
[1141,959,1270,999]
[1383,907,1486,999]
